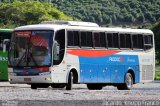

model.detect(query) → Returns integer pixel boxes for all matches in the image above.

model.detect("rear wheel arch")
[127,69,135,84]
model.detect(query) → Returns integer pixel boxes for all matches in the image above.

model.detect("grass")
[156,66,160,71]
[155,71,160,80]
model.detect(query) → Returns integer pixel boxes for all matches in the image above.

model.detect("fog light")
[45,77,51,81]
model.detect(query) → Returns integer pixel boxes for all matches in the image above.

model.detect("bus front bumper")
[9,75,52,84]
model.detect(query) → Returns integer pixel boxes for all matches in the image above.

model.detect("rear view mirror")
[56,44,60,55]
[53,41,60,61]
[3,39,10,52]
[54,41,60,55]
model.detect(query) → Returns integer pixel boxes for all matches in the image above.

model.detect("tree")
[51,0,160,27]
[152,20,160,64]
[0,1,73,28]
[138,14,145,23]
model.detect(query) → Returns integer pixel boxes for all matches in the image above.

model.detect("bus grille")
[142,65,154,80]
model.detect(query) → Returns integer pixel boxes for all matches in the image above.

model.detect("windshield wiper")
[29,52,38,67]
[16,50,38,67]
[16,51,27,66]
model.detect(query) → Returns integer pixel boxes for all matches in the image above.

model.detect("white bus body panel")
[117,49,155,82]
[51,53,80,83]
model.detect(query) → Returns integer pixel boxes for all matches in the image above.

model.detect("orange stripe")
[67,49,120,57]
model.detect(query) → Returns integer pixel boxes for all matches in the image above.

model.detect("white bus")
[8,21,155,90]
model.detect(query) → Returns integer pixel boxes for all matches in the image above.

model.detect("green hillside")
[1,0,159,27]
[52,0,160,27]
[0,1,73,28]
[152,20,160,64]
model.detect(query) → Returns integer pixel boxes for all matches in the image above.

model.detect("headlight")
[9,72,17,76]
[39,72,51,76]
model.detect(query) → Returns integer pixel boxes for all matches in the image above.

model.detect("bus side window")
[67,31,79,47]
[0,32,11,52]
[80,31,93,48]
[107,33,119,48]
[119,34,131,49]
[144,35,153,50]
[93,32,106,48]
[0,43,2,50]
[0,35,3,50]
[132,34,143,49]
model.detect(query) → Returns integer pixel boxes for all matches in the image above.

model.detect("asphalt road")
[0,81,160,106]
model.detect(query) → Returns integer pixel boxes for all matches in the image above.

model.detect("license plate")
[24,78,31,81]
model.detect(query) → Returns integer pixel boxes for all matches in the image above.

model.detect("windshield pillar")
[53,29,65,65]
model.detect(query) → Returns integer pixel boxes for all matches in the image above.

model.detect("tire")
[87,84,103,90]
[31,84,49,89]
[39,84,50,88]
[117,73,133,90]
[31,84,37,89]
[66,72,73,90]
[51,84,66,88]
[117,84,125,90]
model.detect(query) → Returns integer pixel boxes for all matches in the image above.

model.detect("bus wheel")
[117,73,133,90]
[51,84,66,88]
[40,84,50,88]
[66,72,73,90]
[31,84,37,89]
[87,84,103,90]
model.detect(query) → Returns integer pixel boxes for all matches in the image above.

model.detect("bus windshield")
[9,30,53,67]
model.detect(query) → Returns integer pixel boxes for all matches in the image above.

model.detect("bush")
[155,71,160,80]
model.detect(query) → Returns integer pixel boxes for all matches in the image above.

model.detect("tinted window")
[144,35,153,50]
[132,34,143,49]
[80,31,93,47]
[94,32,106,48]
[54,29,65,65]
[107,33,119,48]
[0,32,11,50]
[67,31,79,47]
[120,34,131,49]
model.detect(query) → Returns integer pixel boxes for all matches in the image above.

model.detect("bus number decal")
[109,57,124,62]
[0,56,8,61]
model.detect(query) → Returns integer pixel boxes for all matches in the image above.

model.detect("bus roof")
[14,24,153,35]
[0,29,13,32]
[41,20,99,27]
